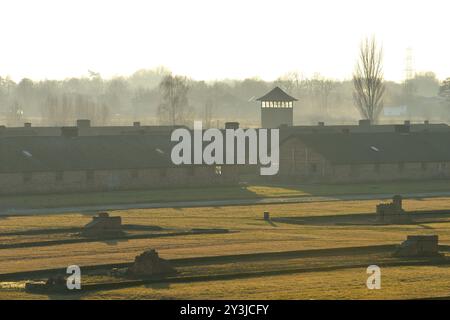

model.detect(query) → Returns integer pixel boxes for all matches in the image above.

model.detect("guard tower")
[256,87,297,128]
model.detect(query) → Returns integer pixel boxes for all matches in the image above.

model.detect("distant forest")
[0,67,447,128]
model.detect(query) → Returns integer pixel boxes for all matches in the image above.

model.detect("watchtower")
[256,86,297,128]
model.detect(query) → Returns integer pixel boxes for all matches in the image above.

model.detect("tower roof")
[256,86,298,102]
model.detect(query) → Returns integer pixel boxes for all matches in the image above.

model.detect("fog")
[0,68,446,128]
[2,0,450,128]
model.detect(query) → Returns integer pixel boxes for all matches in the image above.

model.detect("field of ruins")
[0,190,450,300]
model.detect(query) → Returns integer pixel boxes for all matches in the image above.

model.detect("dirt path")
[3,190,450,216]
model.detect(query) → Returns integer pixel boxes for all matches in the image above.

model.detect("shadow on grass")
[265,219,278,227]
[145,282,171,290]
[2,179,450,212]
[416,224,435,230]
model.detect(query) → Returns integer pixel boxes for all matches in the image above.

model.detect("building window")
[374,163,380,173]
[398,162,405,173]
[23,172,32,183]
[86,170,94,182]
[421,162,428,171]
[55,171,64,182]
[131,169,139,179]
[215,166,222,175]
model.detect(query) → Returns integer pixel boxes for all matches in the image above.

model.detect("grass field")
[1,196,450,299]
[3,265,450,300]
[74,265,450,300]
[2,180,450,210]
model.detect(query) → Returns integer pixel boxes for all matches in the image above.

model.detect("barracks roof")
[0,134,176,173]
[256,86,298,102]
[3,129,450,173]
[284,132,450,164]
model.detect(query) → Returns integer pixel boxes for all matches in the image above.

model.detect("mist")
[0,68,446,128]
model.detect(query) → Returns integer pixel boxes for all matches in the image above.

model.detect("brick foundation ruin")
[81,212,123,237]
[127,249,176,277]
[376,195,412,224]
[25,275,67,293]
[394,235,440,257]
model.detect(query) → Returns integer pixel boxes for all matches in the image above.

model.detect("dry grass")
[3,265,450,300]
[1,196,450,299]
[86,265,450,300]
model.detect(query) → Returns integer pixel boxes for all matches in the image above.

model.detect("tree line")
[0,55,448,128]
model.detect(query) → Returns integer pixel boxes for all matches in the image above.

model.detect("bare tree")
[157,75,190,125]
[304,74,334,116]
[275,71,302,95]
[7,100,24,126]
[439,77,450,101]
[353,37,385,123]
[98,103,110,125]
[203,97,215,129]
[318,79,334,116]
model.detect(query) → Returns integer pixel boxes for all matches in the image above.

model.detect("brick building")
[279,130,450,183]
[0,131,237,195]
[4,114,450,195]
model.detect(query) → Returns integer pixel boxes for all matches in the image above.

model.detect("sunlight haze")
[0,0,448,81]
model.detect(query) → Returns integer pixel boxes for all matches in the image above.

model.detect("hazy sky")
[1,0,449,82]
